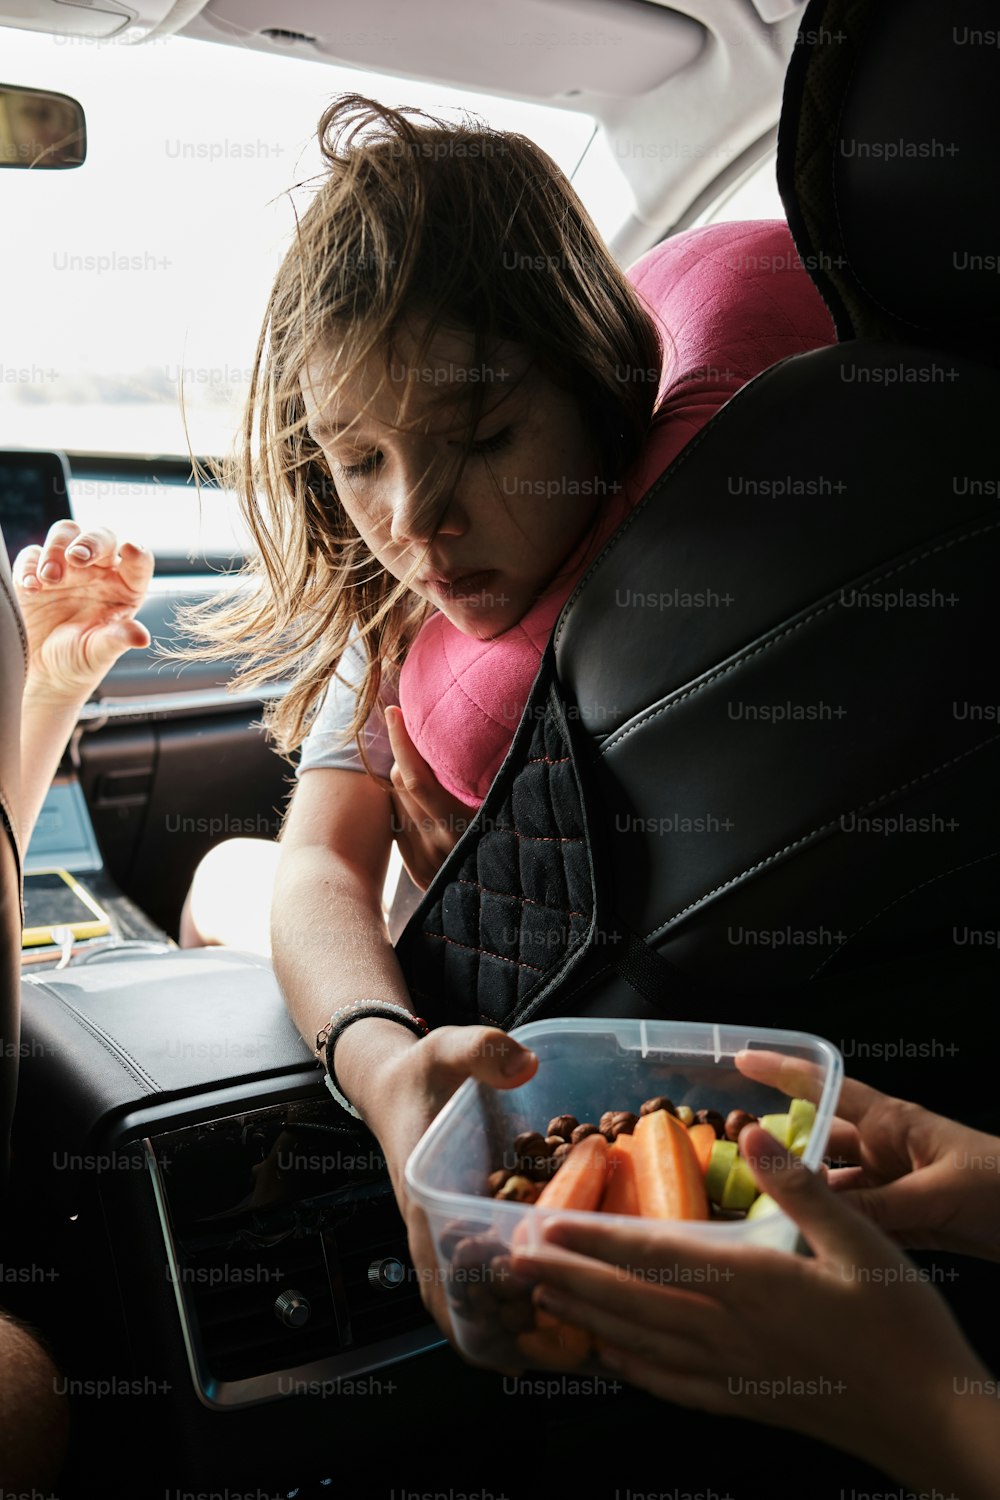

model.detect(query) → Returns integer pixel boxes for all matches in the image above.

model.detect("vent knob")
[274,1289,312,1328]
[367,1256,405,1290]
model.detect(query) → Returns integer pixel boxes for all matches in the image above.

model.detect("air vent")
[149,1097,436,1399]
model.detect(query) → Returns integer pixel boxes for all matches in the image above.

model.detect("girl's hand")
[510,1127,992,1489]
[385,705,477,890]
[736,1050,1000,1261]
[13,521,153,704]
[343,1021,537,1352]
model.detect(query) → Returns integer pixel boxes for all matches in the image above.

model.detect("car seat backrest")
[779,0,1000,352]
[395,0,1000,1068]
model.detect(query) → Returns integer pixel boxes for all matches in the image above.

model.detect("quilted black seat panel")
[395,659,597,1030]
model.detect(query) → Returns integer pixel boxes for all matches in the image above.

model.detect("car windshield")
[1,28,630,550]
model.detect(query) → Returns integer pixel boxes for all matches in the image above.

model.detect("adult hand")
[736,1050,1000,1261]
[13,521,153,703]
[510,1125,993,1491]
[385,705,478,890]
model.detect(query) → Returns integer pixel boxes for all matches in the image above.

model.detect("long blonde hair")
[170,94,662,776]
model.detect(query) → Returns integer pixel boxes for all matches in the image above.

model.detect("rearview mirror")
[0,84,86,168]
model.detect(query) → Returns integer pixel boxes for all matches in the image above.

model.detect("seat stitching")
[601,516,1000,755]
[644,730,1000,942]
[455,877,586,919]
[423,931,547,973]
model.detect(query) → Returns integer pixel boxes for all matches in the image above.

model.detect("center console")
[12,947,444,1493]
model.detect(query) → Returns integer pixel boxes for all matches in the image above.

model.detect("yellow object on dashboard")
[22,868,112,947]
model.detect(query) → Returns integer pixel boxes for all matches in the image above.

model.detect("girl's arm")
[272,767,537,1338]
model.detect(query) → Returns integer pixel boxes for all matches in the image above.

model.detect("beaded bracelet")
[315,999,429,1119]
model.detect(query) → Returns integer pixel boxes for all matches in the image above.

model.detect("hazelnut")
[439,1220,483,1262]
[608,1111,639,1138]
[487,1169,513,1196]
[547,1115,579,1141]
[452,1234,505,1273]
[570,1123,599,1144]
[544,1134,566,1150]
[640,1096,677,1117]
[725,1109,758,1142]
[496,1174,540,1203]
[513,1131,550,1159]
[694,1109,726,1138]
[674,1105,694,1127]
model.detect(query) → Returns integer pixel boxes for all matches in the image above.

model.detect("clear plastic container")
[405,1016,843,1369]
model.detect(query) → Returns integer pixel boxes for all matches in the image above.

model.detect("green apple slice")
[720,1154,759,1211]
[759,1113,791,1147]
[746,1192,780,1221]
[705,1140,738,1204]
[788,1098,817,1157]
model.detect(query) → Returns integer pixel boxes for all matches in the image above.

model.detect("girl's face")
[300,319,604,638]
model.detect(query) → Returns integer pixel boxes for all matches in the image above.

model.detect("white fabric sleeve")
[295,631,400,780]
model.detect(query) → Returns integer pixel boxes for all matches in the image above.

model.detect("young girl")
[174,94,835,1339]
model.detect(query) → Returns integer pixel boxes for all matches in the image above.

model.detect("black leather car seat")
[395,0,1000,1124]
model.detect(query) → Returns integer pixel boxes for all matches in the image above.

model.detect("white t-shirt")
[295,631,400,781]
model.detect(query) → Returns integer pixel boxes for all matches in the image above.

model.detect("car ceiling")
[3,0,807,254]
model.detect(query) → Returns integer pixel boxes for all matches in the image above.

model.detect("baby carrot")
[632,1107,709,1220]
[600,1135,640,1216]
[534,1131,609,1213]
[686,1122,718,1175]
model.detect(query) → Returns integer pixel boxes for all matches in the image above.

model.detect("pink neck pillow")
[398,220,837,808]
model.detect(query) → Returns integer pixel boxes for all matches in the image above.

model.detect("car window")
[1,28,619,556]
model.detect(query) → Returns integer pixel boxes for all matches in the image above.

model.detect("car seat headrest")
[777,0,1000,355]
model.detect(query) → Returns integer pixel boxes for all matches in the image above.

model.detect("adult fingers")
[733,1048,826,1103]
[532,1216,745,1304]
[739,1123,905,1273]
[511,1239,723,1350]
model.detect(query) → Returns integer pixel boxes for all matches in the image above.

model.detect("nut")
[599,1111,617,1132]
[608,1111,639,1139]
[451,1234,506,1273]
[570,1123,599,1144]
[724,1109,758,1142]
[547,1115,579,1141]
[694,1109,726,1138]
[487,1169,513,1196]
[496,1175,540,1203]
[674,1105,694,1127]
[439,1219,484,1262]
[513,1130,550,1159]
[544,1135,567,1149]
[551,1143,573,1168]
[640,1096,677,1117]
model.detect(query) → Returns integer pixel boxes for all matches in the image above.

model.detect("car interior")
[1,0,998,1495]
